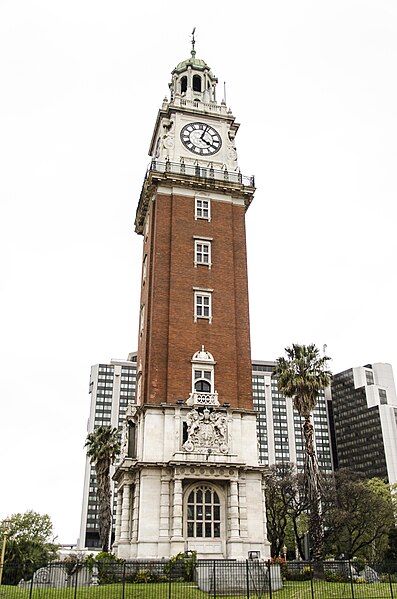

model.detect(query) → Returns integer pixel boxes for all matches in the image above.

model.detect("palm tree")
[273,343,332,566]
[84,426,121,552]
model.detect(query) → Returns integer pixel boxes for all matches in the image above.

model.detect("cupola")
[169,36,218,104]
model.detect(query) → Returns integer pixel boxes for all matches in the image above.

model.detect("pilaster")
[228,479,240,539]
[171,477,183,541]
[238,477,248,538]
[113,489,123,546]
[119,483,131,543]
[159,473,170,538]
[131,477,140,541]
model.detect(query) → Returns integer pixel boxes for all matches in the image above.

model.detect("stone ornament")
[118,405,138,461]
[183,407,228,454]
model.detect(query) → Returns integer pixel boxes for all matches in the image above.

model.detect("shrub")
[164,551,197,582]
[62,554,84,576]
[134,569,154,583]
[324,570,345,583]
[352,557,367,572]
[93,552,124,584]
[285,566,312,581]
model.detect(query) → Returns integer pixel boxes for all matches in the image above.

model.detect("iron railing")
[1,559,397,599]
[147,159,255,188]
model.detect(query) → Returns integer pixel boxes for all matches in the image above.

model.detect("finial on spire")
[191,27,196,56]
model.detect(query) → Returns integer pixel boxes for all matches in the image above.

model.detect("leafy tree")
[84,426,120,552]
[265,462,309,559]
[265,463,298,556]
[323,470,394,560]
[273,343,332,565]
[265,464,291,557]
[1,511,58,585]
[287,474,310,559]
[386,526,397,561]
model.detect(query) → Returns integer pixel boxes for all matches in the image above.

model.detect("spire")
[169,34,218,104]
[191,27,196,57]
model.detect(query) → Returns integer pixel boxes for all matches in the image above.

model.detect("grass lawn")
[0,580,396,599]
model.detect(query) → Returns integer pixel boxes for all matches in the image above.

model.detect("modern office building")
[330,362,397,483]
[79,357,334,549]
[252,360,333,473]
[78,354,136,549]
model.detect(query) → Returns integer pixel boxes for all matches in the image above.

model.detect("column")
[159,476,170,538]
[229,480,240,538]
[261,476,268,540]
[131,478,140,541]
[238,479,248,538]
[114,489,123,545]
[119,483,131,542]
[171,478,183,540]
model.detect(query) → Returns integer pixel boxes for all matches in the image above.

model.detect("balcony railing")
[187,391,220,407]
[147,159,255,188]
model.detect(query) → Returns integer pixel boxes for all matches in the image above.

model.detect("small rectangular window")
[195,197,211,221]
[194,240,211,268]
[142,254,147,285]
[139,304,145,336]
[194,291,212,322]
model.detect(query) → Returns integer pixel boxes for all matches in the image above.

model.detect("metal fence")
[1,559,397,599]
[146,159,256,188]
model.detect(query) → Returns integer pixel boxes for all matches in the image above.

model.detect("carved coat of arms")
[183,407,229,454]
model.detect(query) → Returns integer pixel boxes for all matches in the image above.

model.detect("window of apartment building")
[379,389,387,404]
[195,197,211,221]
[194,290,212,322]
[194,238,212,268]
[365,369,374,385]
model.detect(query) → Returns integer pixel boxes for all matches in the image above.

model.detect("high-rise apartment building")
[78,355,136,549]
[252,360,333,473]
[330,362,397,483]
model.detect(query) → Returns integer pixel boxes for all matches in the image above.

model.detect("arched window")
[191,347,215,396]
[180,76,187,94]
[186,485,221,537]
[194,371,211,393]
[193,75,202,92]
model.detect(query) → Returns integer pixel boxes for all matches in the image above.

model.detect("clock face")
[180,122,222,156]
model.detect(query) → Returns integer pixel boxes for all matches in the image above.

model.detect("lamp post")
[0,518,11,586]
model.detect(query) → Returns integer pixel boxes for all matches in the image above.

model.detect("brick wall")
[137,190,253,410]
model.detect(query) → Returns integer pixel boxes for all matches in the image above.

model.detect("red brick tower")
[114,42,269,560]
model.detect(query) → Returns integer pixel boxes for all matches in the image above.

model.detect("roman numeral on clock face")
[180,122,223,156]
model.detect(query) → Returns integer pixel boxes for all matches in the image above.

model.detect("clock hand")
[200,126,209,140]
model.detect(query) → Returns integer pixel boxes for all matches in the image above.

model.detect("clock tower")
[113,41,270,560]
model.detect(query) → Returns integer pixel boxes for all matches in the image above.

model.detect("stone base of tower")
[113,464,269,560]
[113,405,271,561]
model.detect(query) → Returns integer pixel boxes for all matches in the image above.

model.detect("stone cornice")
[135,165,255,234]
[114,458,267,479]
[136,403,258,416]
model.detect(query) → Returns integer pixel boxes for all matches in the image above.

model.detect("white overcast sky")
[1,0,396,544]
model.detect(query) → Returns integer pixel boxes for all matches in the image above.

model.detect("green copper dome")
[172,50,215,76]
